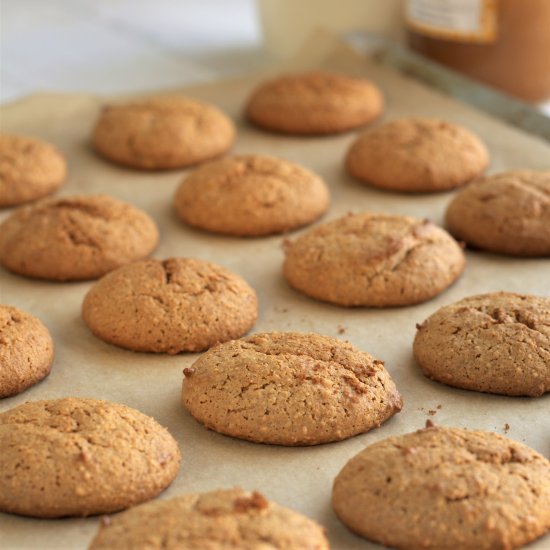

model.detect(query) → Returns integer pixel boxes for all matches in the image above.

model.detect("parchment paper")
[1,33,549,549]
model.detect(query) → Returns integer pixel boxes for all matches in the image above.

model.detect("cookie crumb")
[233,491,269,514]
[282,238,292,250]
[337,324,346,334]
[401,446,418,455]
[504,423,510,433]
[158,452,173,466]
[183,367,196,378]
[436,404,442,410]
[428,409,437,416]
[425,419,435,428]
[77,451,89,463]
[100,515,112,527]
[75,486,88,496]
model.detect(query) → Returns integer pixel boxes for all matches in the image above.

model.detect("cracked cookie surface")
[246,71,383,135]
[283,212,465,307]
[89,488,329,550]
[174,154,330,236]
[182,332,402,445]
[0,194,159,281]
[414,292,550,396]
[92,94,235,170]
[446,170,550,256]
[0,134,67,207]
[346,118,489,192]
[0,305,54,398]
[332,424,550,550]
[0,397,180,517]
[82,258,258,353]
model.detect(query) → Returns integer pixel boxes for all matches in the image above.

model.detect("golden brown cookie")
[446,170,550,256]
[0,134,66,208]
[182,332,402,446]
[0,194,159,281]
[346,118,489,192]
[174,154,330,236]
[332,424,550,550]
[92,94,235,170]
[283,212,465,307]
[414,292,550,397]
[0,398,180,518]
[82,258,258,354]
[0,305,54,398]
[89,488,329,550]
[246,71,383,135]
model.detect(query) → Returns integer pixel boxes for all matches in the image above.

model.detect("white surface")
[0,0,263,102]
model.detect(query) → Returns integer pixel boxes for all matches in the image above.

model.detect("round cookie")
[92,94,235,170]
[82,257,258,354]
[174,154,330,236]
[446,170,550,256]
[283,212,465,307]
[0,194,159,281]
[89,488,329,550]
[413,292,550,397]
[0,398,180,518]
[332,424,550,550]
[0,134,66,208]
[0,305,54,398]
[245,71,383,135]
[346,118,489,192]
[182,332,402,446]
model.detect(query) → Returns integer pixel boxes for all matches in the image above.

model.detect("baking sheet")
[1,33,549,549]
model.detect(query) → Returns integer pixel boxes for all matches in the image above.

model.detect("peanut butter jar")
[406,0,550,102]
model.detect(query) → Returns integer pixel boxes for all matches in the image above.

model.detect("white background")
[1,0,263,102]
[1,0,549,112]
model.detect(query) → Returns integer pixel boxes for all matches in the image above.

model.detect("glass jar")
[407,0,550,102]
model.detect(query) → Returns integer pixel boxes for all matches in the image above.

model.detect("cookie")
[283,212,465,307]
[0,305,54,398]
[246,71,383,135]
[182,332,402,446]
[446,170,550,256]
[333,424,550,550]
[414,292,550,397]
[346,118,489,192]
[174,154,330,236]
[82,258,258,354]
[0,194,159,281]
[0,134,67,208]
[92,94,235,170]
[89,488,329,550]
[0,398,180,518]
